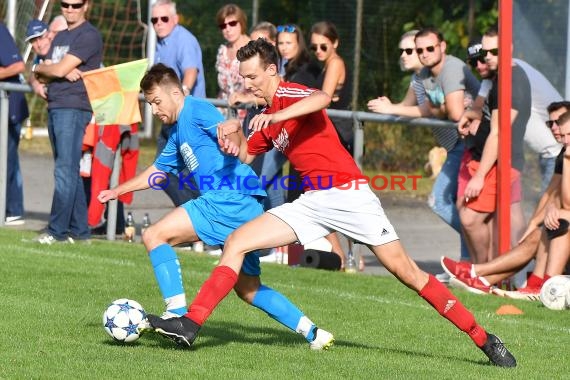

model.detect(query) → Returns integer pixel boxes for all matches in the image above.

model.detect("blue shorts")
[182,191,264,276]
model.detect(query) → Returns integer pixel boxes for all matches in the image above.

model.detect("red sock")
[184,266,238,325]
[526,273,543,288]
[419,275,487,347]
[544,274,551,282]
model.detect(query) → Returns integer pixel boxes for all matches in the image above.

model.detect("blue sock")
[252,285,316,342]
[149,244,187,316]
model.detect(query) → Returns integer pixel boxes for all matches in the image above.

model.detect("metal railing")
[0,81,456,228]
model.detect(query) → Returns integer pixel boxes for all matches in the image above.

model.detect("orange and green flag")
[83,59,148,125]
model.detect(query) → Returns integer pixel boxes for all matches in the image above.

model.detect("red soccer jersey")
[247,81,363,190]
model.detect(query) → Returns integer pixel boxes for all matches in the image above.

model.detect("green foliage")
[1,228,569,378]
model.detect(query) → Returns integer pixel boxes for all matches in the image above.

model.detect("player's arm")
[0,60,25,79]
[217,119,257,164]
[34,53,81,80]
[181,67,198,95]
[97,165,161,203]
[249,90,331,131]
[519,174,562,242]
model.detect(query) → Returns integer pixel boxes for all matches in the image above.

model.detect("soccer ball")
[102,299,146,342]
[540,275,570,311]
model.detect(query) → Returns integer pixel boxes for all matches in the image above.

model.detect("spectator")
[310,21,353,153]
[215,3,251,121]
[0,22,29,226]
[441,102,570,299]
[457,27,530,263]
[250,21,277,44]
[368,27,479,272]
[151,0,205,207]
[32,0,102,244]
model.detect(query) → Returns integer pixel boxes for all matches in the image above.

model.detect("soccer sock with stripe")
[252,285,316,342]
[149,244,187,316]
[419,274,487,347]
[185,265,238,325]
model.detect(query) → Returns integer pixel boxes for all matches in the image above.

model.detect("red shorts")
[457,155,522,213]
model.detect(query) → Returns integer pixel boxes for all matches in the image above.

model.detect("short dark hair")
[556,110,570,126]
[484,25,498,38]
[415,27,444,43]
[140,63,182,93]
[237,38,279,68]
[547,101,570,114]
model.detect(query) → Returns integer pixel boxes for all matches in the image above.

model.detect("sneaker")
[440,256,472,279]
[309,327,335,350]
[449,276,491,295]
[5,216,25,226]
[147,314,201,347]
[435,272,451,283]
[138,311,181,333]
[479,333,517,367]
[502,286,541,301]
[33,232,74,245]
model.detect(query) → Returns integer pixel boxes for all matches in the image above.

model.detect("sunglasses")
[151,16,170,25]
[468,55,486,66]
[399,48,414,56]
[481,48,499,56]
[546,119,560,128]
[277,25,296,33]
[61,1,84,9]
[219,20,239,30]
[310,43,328,53]
[415,44,439,54]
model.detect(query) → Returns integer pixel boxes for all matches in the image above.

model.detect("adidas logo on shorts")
[381,228,389,236]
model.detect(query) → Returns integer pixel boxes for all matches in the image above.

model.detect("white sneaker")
[435,272,451,283]
[309,328,334,350]
[34,232,74,245]
[5,216,25,226]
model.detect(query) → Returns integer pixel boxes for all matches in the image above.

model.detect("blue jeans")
[6,121,23,217]
[260,149,287,210]
[428,140,470,260]
[538,154,556,196]
[47,108,91,240]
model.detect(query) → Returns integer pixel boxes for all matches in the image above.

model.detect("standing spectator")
[458,27,530,263]
[215,3,251,121]
[310,21,353,153]
[151,0,205,207]
[0,22,29,226]
[250,21,277,44]
[32,0,102,244]
[368,28,479,269]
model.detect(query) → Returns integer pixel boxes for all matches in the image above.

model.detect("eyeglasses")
[468,55,486,66]
[546,119,560,128]
[481,48,499,56]
[415,44,439,54]
[399,48,414,56]
[310,43,328,53]
[60,1,84,9]
[277,25,296,33]
[151,16,170,25]
[218,20,239,30]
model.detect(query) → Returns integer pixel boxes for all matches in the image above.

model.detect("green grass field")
[1,229,568,379]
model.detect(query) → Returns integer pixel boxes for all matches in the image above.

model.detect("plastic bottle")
[124,212,136,243]
[345,240,357,274]
[141,213,151,236]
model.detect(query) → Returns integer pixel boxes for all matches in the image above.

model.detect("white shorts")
[268,181,399,246]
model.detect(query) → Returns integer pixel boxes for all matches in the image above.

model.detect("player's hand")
[97,189,119,203]
[216,119,240,140]
[248,113,274,132]
[367,97,392,114]
[218,137,240,156]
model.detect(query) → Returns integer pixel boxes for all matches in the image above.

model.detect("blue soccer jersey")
[154,96,266,197]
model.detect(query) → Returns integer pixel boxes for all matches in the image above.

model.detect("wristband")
[32,64,37,73]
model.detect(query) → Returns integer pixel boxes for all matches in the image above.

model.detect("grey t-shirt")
[418,55,480,151]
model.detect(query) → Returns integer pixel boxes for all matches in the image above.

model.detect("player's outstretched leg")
[419,274,516,367]
[149,244,187,316]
